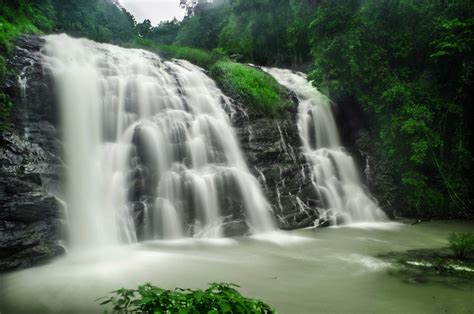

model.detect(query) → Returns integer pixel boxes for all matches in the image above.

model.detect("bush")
[448,233,474,259]
[98,282,274,313]
[210,61,290,115]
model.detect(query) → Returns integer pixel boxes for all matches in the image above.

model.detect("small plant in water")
[98,282,275,313]
[448,233,474,259]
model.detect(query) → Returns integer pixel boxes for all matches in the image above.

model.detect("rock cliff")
[0,35,64,272]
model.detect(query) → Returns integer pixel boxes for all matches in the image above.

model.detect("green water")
[1,221,473,313]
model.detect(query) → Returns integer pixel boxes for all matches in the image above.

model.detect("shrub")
[210,61,290,115]
[98,282,275,313]
[448,233,474,259]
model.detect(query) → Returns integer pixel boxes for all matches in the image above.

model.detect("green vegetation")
[308,1,473,219]
[159,45,214,69]
[210,61,290,115]
[131,37,215,68]
[51,0,136,44]
[449,233,474,259]
[142,0,473,220]
[98,282,274,313]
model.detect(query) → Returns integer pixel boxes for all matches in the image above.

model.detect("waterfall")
[263,68,387,225]
[42,34,275,249]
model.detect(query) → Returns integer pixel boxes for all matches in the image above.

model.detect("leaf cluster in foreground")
[98,282,275,313]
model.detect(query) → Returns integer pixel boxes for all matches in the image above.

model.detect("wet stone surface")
[0,35,64,273]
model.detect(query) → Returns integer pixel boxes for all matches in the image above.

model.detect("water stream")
[42,34,275,249]
[264,68,387,225]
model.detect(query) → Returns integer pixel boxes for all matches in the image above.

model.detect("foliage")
[137,19,181,45]
[158,45,215,69]
[448,233,474,259]
[175,2,232,50]
[131,38,219,70]
[98,282,274,313]
[51,0,136,44]
[307,0,473,218]
[137,0,314,66]
[210,61,290,115]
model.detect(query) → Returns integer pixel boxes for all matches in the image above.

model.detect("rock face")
[232,90,394,228]
[0,35,64,273]
[232,103,323,230]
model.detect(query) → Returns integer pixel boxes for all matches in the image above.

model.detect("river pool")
[1,221,473,313]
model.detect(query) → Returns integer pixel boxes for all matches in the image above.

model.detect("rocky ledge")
[232,101,324,230]
[380,248,474,287]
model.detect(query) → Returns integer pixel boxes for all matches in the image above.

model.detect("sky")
[119,0,185,25]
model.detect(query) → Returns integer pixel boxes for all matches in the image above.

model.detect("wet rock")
[233,100,322,230]
[222,219,250,237]
[0,35,64,273]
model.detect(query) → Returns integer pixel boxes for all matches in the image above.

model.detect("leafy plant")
[98,282,275,313]
[448,233,474,259]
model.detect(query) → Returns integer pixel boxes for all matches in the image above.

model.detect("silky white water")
[42,34,275,249]
[264,68,387,224]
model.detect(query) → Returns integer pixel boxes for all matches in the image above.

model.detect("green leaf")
[219,301,232,312]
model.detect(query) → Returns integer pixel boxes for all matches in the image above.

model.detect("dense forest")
[1,0,473,220]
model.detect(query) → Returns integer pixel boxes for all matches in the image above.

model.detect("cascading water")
[263,68,387,225]
[42,34,275,248]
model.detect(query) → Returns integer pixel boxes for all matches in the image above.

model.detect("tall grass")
[210,61,290,115]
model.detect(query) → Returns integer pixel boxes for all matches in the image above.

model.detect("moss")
[210,61,291,115]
